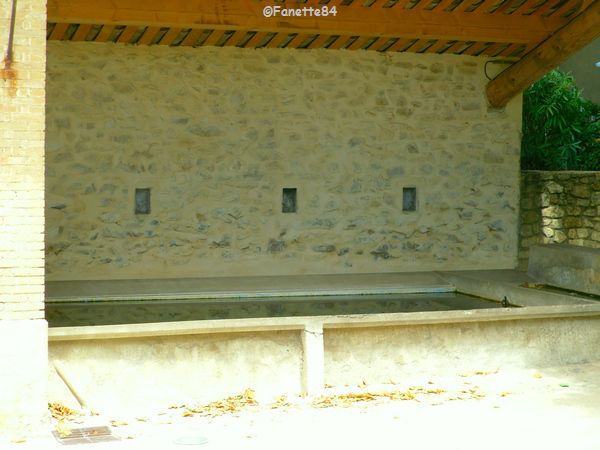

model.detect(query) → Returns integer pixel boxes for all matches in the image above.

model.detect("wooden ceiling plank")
[401,38,422,53]
[468,0,505,14]
[507,0,544,15]
[495,42,521,56]
[222,30,246,46]
[243,31,270,48]
[426,39,459,53]
[384,37,412,52]
[528,0,561,16]
[156,27,182,45]
[286,33,312,48]
[94,24,115,42]
[505,42,531,57]
[326,0,355,6]
[487,0,600,107]
[70,23,92,41]
[489,0,522,15]
[327,35,352,49]
[560,0,597,17]
[306,34,332,49]
[463,40,490,55]
[136,26,160,45]
[327,0,361,7]
[530,0,579,17]
[361,0,384,6]
[411,0,437,11]
[301,0,325,7]
[365,36,384,50]
[116,25,138,44]
[482,42,509,56]
[49,22,69,40]
[47,0,572,45]
[370,37,394,51]
[201,29,225,46]
[505,42,536,57]
[179,28,203,46]
[432,0,462,12]
[346,36,371,50]
[265,33,290,48]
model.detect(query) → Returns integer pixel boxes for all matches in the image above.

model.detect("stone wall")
[519,171,600,269]
[46,42,523,281]
[0,0,48,438]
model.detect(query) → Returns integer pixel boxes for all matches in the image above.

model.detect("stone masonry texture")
[45,42,523,280]
[519,171,600,270]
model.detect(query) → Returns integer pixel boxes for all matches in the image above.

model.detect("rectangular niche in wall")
[135,188,151,214]
[402,187,417,212]
[282,188,297,213]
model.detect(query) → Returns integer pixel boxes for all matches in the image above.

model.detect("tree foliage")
[521,69,599,170]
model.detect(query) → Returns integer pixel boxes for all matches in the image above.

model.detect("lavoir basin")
[46,292,508,327]
[46,271,600,415]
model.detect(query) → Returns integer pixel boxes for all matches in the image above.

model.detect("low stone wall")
[519,171,600,270]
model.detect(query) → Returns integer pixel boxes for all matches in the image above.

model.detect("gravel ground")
[6,363,600,450]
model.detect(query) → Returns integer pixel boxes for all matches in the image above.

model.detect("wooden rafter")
[47,0,585,44]
[70,23,91,41]
[486,0,600,108]
[45,0,598,106]
[116,26,138,44]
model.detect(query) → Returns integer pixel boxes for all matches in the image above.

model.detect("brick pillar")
[0,0,48,438]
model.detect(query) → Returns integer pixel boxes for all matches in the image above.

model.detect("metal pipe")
[4,0,17,68]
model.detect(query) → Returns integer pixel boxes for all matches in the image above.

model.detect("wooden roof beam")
[486,0,600,108]
[47,0,575,44]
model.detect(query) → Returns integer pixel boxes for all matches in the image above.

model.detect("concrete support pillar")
[0,321,48,436]
[301,322,324,397]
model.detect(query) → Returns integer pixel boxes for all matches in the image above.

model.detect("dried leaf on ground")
[48,402,78,421]
[460,369,499,377]
[185,389,258,417]
[54,421,72,438]
[312,386,445,408]
[270,395,291,409]
[409,386,446,395]
[110,420,129,427]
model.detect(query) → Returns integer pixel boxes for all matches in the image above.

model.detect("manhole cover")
[52,426,120,445]
[173,436,209,445]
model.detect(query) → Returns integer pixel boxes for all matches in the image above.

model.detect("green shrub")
[521,69,599,170]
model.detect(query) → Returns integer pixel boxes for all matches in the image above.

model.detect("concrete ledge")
[45,272,453,302]
[438,269,596,307]
[48,303,600,341]
[528,244,600,296]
